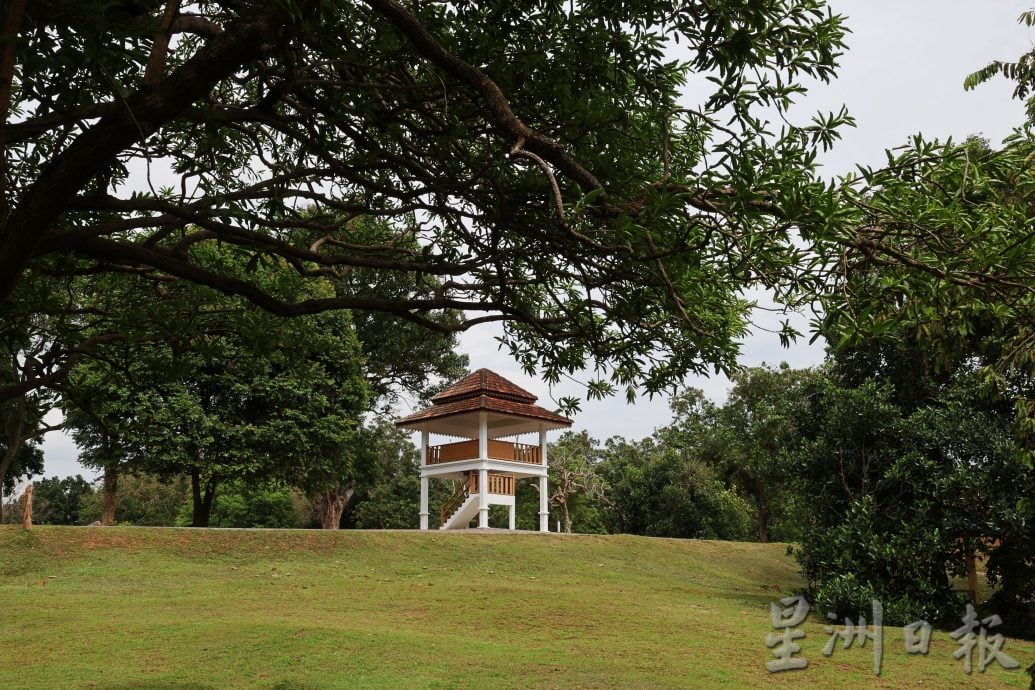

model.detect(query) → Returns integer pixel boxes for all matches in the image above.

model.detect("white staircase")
[440,494,480,530]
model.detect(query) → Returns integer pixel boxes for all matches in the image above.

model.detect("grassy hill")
[1,527,1031,689]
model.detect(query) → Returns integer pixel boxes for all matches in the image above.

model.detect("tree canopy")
[0,0,857,403]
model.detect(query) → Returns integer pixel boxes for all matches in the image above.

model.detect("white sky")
[40,0,1034,479]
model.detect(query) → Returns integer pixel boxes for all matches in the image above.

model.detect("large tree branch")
[0,9,290,302]
[0,0,26,224]
[0,333,124,404]
[64,235,516,328]
[364,0,605,196]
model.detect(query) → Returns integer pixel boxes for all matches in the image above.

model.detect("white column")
[419,476,429,530]
[539,424,549,531]
[539,425,547,466]
[538,474,549,532]
[478,412,488,459]
[478,468,489,528]
[508,502,516,530]
[418,434,430,533]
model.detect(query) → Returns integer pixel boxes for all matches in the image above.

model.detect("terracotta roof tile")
[431,368,538,404]
[396,394,573,428]
[400,369,571,427]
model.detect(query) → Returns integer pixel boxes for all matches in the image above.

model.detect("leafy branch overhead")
[0,0,854,400]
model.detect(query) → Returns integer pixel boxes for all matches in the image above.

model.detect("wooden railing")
[510,442,540,465]
[486,473,515,495]
[467,472,515,495]
[426,440,542,465]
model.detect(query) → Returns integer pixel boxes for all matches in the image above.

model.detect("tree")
[29,475,94,525]
[597,434,753,540]
[671,365,817,542]
[61,250,370,527]
[192,480,310,529]
[545,431,606,534]
[350,422,450,529]
[299,422,384,530]
[79,473,189,526]
[791,345,1035,630]
[0,0,853,406]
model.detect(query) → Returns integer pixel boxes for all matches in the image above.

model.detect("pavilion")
[396,369,573,531]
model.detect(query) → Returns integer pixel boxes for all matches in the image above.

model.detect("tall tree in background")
[28,475,93,525]
[705,365,816,542]
[78,473,189,526]
[62,247,370,526]
[597,434,752,540]
[545,431,606,534]
[349,420,453,530]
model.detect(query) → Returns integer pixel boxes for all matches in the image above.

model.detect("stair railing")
[439,474,473,526]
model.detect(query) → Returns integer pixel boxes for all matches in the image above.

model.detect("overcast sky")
[40,1,1034,479]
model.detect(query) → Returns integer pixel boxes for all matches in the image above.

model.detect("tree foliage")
[965,10,1035,120]
[193,480,310,529]
[791,344,1035,630]
[545,431,607,534]
[79,473,190,526]
[0,0,853,405]
[344,421,453,529]
[597,433,753,540]
[61,247,369,526]
[28,474,94,525]
[663,367,816,542]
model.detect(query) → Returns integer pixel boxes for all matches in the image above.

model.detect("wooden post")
[20,483,32,529]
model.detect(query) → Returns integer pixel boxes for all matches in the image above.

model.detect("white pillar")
[478,412,488,459]
[539,424,549,532]
[418,434,430,533]
[538,474,549,532]
[508,502,516,530]
[539,425,547,466]
[419,430,429,530]
[478,468,489,528]
[419,476,429,530]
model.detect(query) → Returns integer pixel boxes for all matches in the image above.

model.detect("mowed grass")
[0,527,1031,689]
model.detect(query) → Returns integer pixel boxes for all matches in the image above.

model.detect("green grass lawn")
[1,526,1031,689]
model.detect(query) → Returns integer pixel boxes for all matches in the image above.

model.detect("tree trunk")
[20,482,31,529]
[313,485,354,529]
[101,463,117,525]
[561,498,572,534]
[965,546,978,604]
[0,417,25,523]
[190,469,219,527]
[756,501,770,543]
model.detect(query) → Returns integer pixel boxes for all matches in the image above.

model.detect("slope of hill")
[1,527,1031,688]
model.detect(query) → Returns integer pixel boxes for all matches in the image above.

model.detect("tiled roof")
[397,369,573,428]
[396,394,573,427]
[431,368,537,404]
